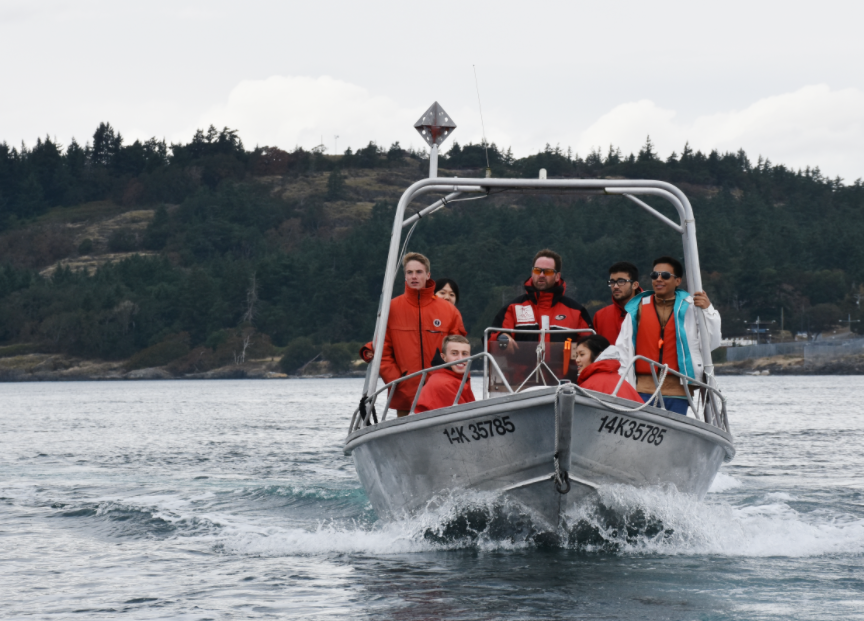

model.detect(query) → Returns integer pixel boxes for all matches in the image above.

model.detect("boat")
[343,102,735,529]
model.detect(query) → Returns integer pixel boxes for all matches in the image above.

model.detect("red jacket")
[593,289,643,345]
[491,277,592,343]
[414,367,476,413]
[379,280,467,410]
[577,358,643,403]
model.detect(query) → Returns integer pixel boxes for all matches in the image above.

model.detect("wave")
[25,477,864,559]
[216,485,864,559]
[50,499,222,540]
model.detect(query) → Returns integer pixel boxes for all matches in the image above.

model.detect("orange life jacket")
[635,296,679,375]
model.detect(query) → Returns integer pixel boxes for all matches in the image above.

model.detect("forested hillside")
[1,123,863,374]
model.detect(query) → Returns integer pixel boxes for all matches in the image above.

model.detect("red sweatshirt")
[414,367,476,413]
[577,358,643,403]
[593,288,643,345]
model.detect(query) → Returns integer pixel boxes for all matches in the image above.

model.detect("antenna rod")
[473,65,491,174]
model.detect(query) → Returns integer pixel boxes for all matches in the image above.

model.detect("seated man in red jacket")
[414,335,475,413]
[491,249,593,349]
[593,261,643,345]
[572,334,643,403]
[379,252,467,417]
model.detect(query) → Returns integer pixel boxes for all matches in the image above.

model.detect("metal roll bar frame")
[362,177,721,428]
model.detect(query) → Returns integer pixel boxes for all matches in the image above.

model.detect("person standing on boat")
[358,277,460,363]
[593,262,643,345]
[414,335,476,413]
[491,249,593,348]
[379,252,467,417]
[615,256,721,415]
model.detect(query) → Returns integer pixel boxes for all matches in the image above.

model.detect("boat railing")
[349,335,728,434]
[614,355,729,432]
[483,327,595,398]
[349,351,513,433]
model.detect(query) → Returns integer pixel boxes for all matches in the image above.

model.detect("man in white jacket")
[615,256,722,415]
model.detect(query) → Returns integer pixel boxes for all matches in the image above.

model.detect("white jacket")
[615,291,722,388]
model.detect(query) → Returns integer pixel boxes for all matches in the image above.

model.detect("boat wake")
[212,477,864,559]
[15,475,863,559]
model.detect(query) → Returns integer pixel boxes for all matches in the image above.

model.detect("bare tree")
[242,272,258,324]
[234,332,253,365]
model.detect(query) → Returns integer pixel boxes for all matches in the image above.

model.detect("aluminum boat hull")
[344,387,735,527]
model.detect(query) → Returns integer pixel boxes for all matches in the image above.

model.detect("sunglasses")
[607,278,634,287]
[532,267,558,277]
[650,271,676,281]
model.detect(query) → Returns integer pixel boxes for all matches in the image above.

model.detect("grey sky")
[2,0,863,179]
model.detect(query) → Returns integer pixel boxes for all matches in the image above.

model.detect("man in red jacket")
[414,335,475,413]
[380,252,467,417]
[492,249,593,349]
[593,261,643,345]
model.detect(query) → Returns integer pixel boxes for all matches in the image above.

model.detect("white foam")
[708,472,742,493]
[566,484,864,558]
[216,491,536,557]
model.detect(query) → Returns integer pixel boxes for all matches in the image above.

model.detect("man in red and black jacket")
[593,261,643,345]
[491,249,593,348]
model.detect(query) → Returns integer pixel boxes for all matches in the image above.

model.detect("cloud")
[186,76,864,181]
[190,75,421,154]
[574,85,864,180]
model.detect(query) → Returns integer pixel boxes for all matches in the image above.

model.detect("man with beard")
[491,249,593,349]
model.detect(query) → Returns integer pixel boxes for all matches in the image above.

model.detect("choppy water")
[1,377,862,620]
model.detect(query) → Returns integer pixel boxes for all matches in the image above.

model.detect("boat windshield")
[485,328,593,394]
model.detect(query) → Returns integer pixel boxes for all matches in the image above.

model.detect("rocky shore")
[3,351,864,382]
[0,353,364,382]
[715,353,864,375]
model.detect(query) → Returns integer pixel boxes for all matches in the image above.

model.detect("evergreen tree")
[327,168,346,200]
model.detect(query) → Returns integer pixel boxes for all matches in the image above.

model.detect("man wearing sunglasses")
[593,261,643,345]
[491,249,593,350]
[615,256,722,415]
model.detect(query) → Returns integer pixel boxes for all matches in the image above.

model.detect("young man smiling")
[615,256,721,415]
[414,335,476,413]
[593,261,643,345]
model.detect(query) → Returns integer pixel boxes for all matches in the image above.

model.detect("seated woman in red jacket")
[573,334,643,403]
[414,335,475,413]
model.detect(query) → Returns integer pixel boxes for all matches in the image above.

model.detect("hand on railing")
[614,355,727,430]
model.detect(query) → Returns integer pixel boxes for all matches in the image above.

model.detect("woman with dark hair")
[434,278,459,306]
[573,334,643,402]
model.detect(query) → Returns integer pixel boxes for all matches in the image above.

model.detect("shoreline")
[715,353,864,376]
[0,353,366,382]
[4,351,864,382]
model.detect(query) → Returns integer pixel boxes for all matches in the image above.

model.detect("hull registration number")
[597,415,667,446]
[443,416,515,444]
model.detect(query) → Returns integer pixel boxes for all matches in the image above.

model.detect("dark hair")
[533,249,562,272]
[576,334,610,363]
[433,278,460,304]
[609,261,638,281]
[652,256,684,278]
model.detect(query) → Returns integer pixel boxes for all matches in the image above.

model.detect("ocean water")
[1,376,862,620]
